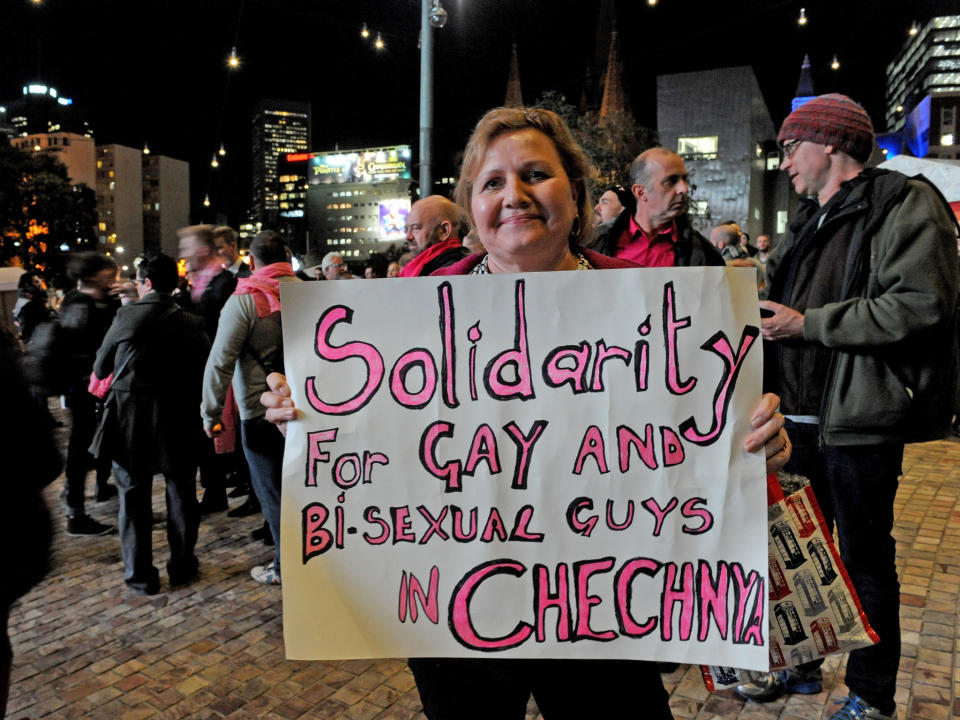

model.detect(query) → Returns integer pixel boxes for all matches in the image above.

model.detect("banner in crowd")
[280,267,768,670]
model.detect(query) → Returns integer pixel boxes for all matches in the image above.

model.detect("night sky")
[3,0,957,225]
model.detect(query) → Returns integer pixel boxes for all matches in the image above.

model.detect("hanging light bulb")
[211,155,219,168]
[227,46,241,69]
[203,194,211,207]
[375,32,385,50]
[831,55,840,70]
[142,142,150,155]
[218,143,226,157]
[361,22,370,38]
[896,104,904,113]
[798,7,808,26]
[909,21,919,36]
[647,0,657,5]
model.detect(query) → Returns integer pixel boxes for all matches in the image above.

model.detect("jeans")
[784,420,902,714]
[113,461,199,592]
[408,657,671,720]
[241,416,283,575]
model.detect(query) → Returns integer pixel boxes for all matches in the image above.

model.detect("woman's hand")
[261,372,297,437]
[743,392,791,473]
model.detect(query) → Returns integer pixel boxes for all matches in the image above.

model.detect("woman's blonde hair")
[454,107,594,247]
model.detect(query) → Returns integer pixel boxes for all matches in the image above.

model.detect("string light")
[797,7,808,26]
[142,142,150,155]
[227,46,241,69]
[374,32,385,50]
[361,22,369,38]
[909,22,919,36]
[203,194,211,207]
[218,143,226,156]
[831,55,839,70]
[647,0,657,5]
[211,155,219,168]
[896,104,904,113]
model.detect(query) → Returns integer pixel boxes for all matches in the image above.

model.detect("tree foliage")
[0,143,98,272]
[533,91,658,190]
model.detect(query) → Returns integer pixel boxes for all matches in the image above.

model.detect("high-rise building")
[885,16,960,131]
[143,154,190,258]
[250,99,311,228]
[93,145,189,262]
[881,15,960,160]
[2,84,96,187]
[657,66,790,240]
[95,145,143,260]
[304,145,414,262]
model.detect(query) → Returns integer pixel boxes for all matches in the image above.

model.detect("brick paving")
[6,430,960,720]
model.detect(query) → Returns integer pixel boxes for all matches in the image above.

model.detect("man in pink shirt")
[595,147,724,268]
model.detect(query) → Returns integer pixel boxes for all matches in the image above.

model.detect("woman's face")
[471,128,578,268]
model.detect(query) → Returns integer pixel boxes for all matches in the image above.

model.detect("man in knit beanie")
[736,94,959,720]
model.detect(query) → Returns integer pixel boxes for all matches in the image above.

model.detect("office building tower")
[250,99,311,227]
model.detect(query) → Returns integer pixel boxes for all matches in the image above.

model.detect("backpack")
[21,319,72,395]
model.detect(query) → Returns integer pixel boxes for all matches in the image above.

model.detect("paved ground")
[6,429,960,720]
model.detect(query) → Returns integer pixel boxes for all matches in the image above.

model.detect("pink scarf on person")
[233,262,295,317]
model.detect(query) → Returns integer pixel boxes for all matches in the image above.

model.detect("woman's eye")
[482,177,503,191]
[527,170,549,182]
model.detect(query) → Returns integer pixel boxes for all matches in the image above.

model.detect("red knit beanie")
[778,94,875,163]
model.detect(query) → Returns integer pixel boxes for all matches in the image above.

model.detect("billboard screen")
[379,199,410,241]
[308,145,412,186]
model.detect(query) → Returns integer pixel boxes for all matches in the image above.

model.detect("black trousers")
[113,461,199,592]
[408,657,672,720]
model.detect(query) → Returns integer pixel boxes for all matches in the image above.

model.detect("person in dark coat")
[177,224,238,513]
[12,272,51,344]
[58,253,121,535]
[0,320,59,714]
[90,254,210,595]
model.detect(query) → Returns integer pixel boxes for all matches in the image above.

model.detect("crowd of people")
[4,92,958,720]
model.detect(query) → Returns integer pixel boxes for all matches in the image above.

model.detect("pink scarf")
[234,262,295,317]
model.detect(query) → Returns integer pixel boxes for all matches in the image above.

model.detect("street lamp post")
[419,0,434,197]
[419,0,448,197]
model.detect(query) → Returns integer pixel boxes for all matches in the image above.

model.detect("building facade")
[657,66,790,241]
[250,99,311,229]
[95,144,144,259]
[143,154,190,259]
[304,145,414,262]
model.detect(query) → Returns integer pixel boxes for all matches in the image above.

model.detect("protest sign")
[279,267,768,670]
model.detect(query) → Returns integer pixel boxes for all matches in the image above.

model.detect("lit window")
[677,136,718,160]
[941,134,955,146]
[690,200,709,216]
[766,154,780,171]
[777,210,789,235]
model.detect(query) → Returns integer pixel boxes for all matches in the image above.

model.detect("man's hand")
[760,300,804,341]
[261,372,296,437]
[204,422,223,439]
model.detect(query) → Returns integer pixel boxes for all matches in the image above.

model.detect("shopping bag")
[700,473,878,690]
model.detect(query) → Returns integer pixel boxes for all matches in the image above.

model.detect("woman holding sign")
[263,107,791,719]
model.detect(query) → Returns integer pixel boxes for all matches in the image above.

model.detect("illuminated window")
[689,200,709,216]
[941,133,955,146]
[766,153,780,171]
[777,210,789,234]
[677,136,718,160]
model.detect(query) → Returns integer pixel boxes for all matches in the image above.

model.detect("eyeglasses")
[780,139,803,160]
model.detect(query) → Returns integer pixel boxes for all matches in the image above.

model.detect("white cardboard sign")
[279,267,768,670]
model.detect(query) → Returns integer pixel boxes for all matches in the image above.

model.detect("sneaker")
[66,515,113,537]
[250,564,281,585]
[828,694,896,720]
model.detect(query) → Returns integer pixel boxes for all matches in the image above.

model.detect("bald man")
[398,195,470,277]
[596,148,723,268]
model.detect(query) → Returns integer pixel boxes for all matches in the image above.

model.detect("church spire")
[504,42,523,108]
[792,53,817,111]
[599,27,629,119]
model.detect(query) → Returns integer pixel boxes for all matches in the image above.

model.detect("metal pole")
[418,0,433,197]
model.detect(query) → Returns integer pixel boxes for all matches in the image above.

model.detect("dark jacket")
[177,268,237,341]
[93,293,210,476]
[764,169,959,445]
[57,289,118,391]
[594,211,725,267]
